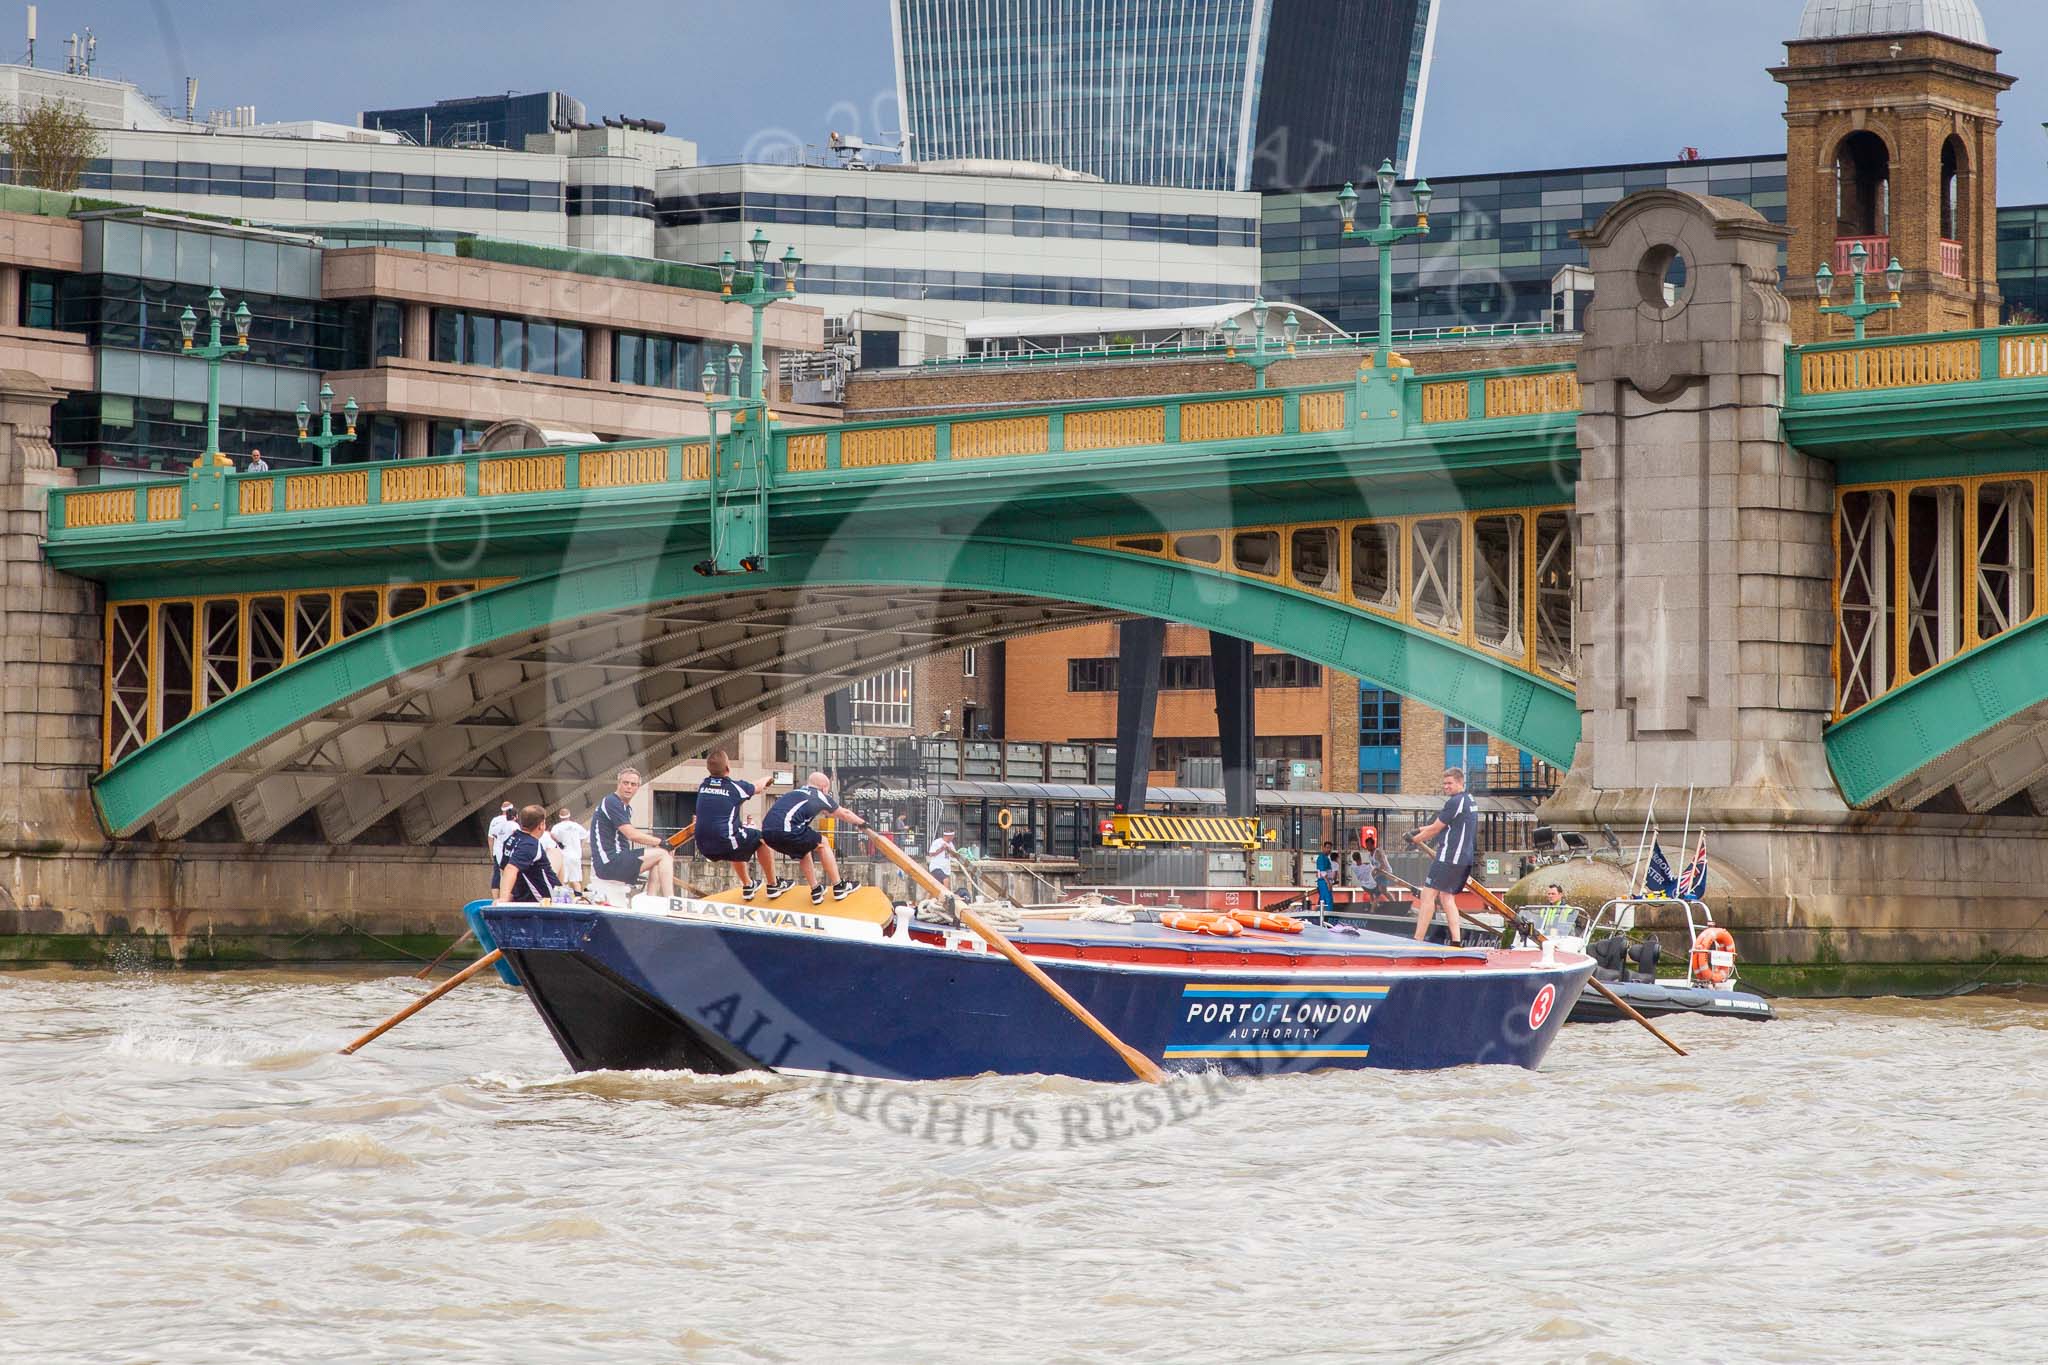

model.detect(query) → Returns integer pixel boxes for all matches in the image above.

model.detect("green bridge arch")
[94,534,1581,840]
[1826,614,2048,810]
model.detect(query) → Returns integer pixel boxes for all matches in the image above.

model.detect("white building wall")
[654,163,1260,324]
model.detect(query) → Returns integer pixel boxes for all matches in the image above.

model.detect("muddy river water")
[5,969,2044,1363]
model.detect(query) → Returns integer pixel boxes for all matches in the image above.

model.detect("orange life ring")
[1228,909,1306,934]
[1691,926,1737,985]
[1161,911,1243,937]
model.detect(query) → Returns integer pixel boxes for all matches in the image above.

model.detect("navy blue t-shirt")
[1436,791,1479,867]
[591,793,635,864]
[766,785,838,836]
[497,829,561,903]
[693,776,756,849]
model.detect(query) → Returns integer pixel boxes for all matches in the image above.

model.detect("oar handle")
[863,829,1166,1084]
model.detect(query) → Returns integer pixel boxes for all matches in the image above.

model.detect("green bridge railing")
[44,364,1587,541]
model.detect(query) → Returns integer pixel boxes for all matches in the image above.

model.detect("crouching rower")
[695,750,783,900]
[762,771,866,906]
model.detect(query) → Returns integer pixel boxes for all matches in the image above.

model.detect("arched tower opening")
[1833,130,1889,240]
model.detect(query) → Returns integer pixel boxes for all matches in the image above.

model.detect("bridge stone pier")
[2,373,482,962]
[1548,192,2048,984]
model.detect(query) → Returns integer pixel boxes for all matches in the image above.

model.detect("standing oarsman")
[497,805,563,903]
[1406,767,1478,946]
[693,751,782,899]
[762,771,866,905]
[590,767,677,897]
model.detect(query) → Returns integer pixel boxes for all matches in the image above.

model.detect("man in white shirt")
[550,806,589,895]
[927,829,957,888]
[486,801,518,894]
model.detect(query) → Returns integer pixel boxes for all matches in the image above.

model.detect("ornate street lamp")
[294,382,359,467]
[178,286,251,469]
[701,233,803,574]
[1336,158,1432,369]
[1816,241,1904,341]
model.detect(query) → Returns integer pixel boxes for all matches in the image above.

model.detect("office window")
[1359,687,1402,794]
[850,667,913,729]
[1445,717,1490,784]
[961,646,977,678]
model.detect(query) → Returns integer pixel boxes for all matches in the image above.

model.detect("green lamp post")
[697,232,802,575]
[178,287,251,470]
[1816,241,1904,341]
[1336,158,1433,370]
[1222,298,1300,389]
[294,383,360,466]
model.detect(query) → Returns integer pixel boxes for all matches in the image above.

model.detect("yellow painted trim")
[67,488,140,529]
[841,424,938,469]
[785,432,829,472]
[1419,381,1469,423]
[284,470,370,512]
[951,414,1051,461]
[479,453,568,497]
[146,484,183,523]
[580,445,669,489]
[1066,405,1166,452]
[1802,337,1981,395]
[237,478,275,516]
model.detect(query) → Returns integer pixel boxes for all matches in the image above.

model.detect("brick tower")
[1773,0,2012,342]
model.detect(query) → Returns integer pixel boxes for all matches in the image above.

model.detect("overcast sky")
[32,0,2048,201]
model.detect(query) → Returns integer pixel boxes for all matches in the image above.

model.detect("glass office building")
[1250,0,1437,190]
[891,0,1438,193]
[1262,155,1791,334]
[361,91,586,150]
[1996,205,2048,321]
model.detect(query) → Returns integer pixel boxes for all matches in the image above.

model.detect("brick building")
[827,336,1573,799]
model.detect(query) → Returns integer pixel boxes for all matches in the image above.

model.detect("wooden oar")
[340,949,506,1055]
[414,928,474,979]
[1404,842,1687,1057]
[863,830,1166,1084]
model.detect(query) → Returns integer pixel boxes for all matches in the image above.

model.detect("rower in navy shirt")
[589,766,676,897]
[1407,766,1479,946]
[693,750,781,900]
[496,804,563,903]
[762,771,867,905]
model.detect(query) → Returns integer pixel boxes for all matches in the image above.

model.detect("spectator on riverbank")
[550,806,588,896]
[486,801,517,894]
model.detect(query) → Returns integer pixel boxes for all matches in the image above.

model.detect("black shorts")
[593,848,645,884]
[697,827,763,862]
[1424,859,1473,894]
[762,827,823,858]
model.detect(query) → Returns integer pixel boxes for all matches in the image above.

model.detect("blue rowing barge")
[476,888,1595,1083]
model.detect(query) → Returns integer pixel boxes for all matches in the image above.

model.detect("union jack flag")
[1674,834,1709,900]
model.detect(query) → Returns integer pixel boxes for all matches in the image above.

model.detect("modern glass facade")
[894,1,1437,193]
[1996,205,2048,321]
[894,0,1267,191]
[50,216,324,472]
[429,308,588,378]
[1262,154,1791,334]
[361,91,585,151]
[1250,0,1437,190]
